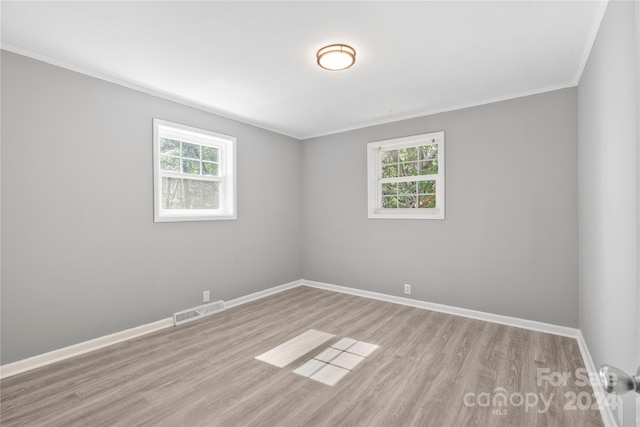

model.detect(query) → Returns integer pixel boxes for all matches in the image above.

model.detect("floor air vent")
[173,300,225,326]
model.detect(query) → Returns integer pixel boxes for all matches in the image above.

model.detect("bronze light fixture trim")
[317,44,356,71]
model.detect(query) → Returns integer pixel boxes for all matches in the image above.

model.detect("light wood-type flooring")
[1,286,604,426]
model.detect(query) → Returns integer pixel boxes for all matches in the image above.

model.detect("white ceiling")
[1,1,607,139]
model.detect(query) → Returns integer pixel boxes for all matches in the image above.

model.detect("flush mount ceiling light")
[317,44,356,71]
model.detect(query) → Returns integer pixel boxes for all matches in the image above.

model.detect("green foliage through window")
[154,119,236,222]
[381,180,436,209]
[159,137,220,177]
[380,143,438,209]
[368,131,444,219]
[380,144,438,179]
[162,177,220,210]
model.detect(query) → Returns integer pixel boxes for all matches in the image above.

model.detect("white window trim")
[153,119,237,222]
[367,131,445,220]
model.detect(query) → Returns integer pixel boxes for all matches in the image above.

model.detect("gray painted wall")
[301,88,578,327]
[6,17,633,374]
[577,2,639,425]
[1,52,302,364]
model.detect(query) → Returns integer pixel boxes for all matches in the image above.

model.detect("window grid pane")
[381,143,438,179]
[160,138,180,155]
[181,142,200,160]
[160,155,180,172]
[159,139,220,178]
[379,179,436,209]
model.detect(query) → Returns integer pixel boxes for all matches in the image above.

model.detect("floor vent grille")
[173,300,225,326]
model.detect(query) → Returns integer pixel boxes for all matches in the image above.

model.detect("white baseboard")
[0,279,303,379]
[301,279,579,338]
[0,275,601,409]
[302,279,620,426]
[0,317,174,379]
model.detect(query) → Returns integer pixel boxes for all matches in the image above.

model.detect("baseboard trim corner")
[302,280,620,425]
[300,279,579,338]
[225,279,303,309]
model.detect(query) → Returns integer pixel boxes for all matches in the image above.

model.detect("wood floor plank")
[0,286,604,426]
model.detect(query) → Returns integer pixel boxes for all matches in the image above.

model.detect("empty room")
[1,1,639,426]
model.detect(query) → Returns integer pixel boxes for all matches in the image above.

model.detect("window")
[367,131,445,219]
[153,119,236,222]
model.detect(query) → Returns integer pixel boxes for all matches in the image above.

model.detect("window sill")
[155,211,237,222]
[368,208,444,220]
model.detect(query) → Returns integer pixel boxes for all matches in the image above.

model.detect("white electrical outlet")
[203,290,210,303]
[404,284,411,295]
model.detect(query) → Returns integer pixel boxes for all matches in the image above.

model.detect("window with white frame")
[153,119,236,222]
[367,131,445,219]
